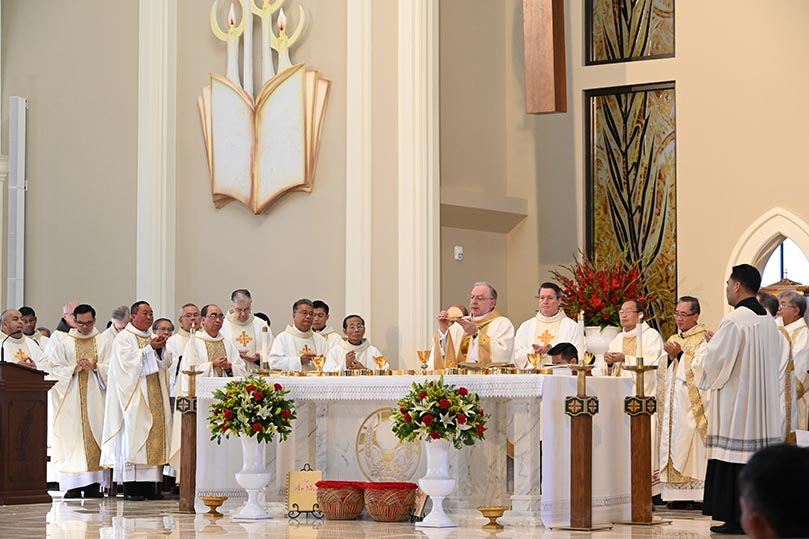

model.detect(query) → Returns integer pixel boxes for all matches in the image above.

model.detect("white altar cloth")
[195,374,633,526]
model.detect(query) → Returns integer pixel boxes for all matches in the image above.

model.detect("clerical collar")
[125,323,151,337]
[4,333,26,345]
[177,328,191,338]
[226,311,254,327]
[678,323,706,339]
[735,297,767,315]
[197,330,224,341]
[622,322,647,335]
[68,328,100,340]
[315,326,335,335]
[535,310,567,323]
[785,318,807,331]
[286,324,313,338]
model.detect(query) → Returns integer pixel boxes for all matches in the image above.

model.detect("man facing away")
[658,296,709,508]
[269,299,329,372]
[324,315,387,371]
[100,301,172,501]
[699,264,789,534]
[513,282,584,368]
[429,281,515,369]
[47,304,110,499]
[222,289,273,372]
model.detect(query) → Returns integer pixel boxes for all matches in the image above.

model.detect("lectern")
[0,362,55,504]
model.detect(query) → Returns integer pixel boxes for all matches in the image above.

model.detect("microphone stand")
[0,333,13,363]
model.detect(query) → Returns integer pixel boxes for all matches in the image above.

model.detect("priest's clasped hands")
[344,350,364,370]
[212,356,233,370]
[603,352,626,365]
[74,357,98,373]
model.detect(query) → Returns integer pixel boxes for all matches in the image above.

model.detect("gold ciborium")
[417,350,431,373]
[526,353,541,371]
[199,495,228,517]
[312,355,326,375]
[373,355,388,375]
[477,505,508,530]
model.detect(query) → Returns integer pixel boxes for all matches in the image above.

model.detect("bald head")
[1,309,24,337]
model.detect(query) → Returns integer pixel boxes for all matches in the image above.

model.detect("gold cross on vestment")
[537,329,555,346]
[300,344,314,355]
[14,349,29,362]
[235,331,253,348]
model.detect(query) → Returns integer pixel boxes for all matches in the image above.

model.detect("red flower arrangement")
[551,252,655,328]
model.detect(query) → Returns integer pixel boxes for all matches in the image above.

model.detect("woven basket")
[362,482,418,522]
[315,481,365,520]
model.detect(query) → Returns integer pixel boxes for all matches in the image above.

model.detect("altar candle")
[578,311,585,353]
[261,325,270,369]
[226,5,241,85]
[242,0,254,98]
[187,326,197,366]
[636,313,644,358]
[276,8,291,71]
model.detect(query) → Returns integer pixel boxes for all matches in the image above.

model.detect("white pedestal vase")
[584,326,620,361]
[234,435,272,520]
[416,439,458,528]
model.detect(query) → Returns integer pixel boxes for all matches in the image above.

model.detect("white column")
[0,156,7,305]
[345,0,373,327]
[397,0,441,369]
[136,0,177,316]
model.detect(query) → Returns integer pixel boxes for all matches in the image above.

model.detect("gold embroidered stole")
[779,326,797,444]
[204,339,228,377]
[434,331,457,369]
[458,310,502,368]
[667,327,709,443]
[74,336,102,471]
[132,332,167,465]
[609,335,637,377]
[789,325,808,399]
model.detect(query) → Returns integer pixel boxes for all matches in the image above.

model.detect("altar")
[195,374,633,527]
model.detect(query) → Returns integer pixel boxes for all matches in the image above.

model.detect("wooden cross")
[537,329,555,346]
[235,331,253,348]
[522,0,567,114]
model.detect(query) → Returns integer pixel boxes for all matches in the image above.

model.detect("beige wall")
[175,0,348,329]
[1,0,138,328]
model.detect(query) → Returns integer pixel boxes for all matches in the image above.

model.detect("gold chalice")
[417,350,431,373]
[477,505,508,530]
[312,355,326,375]
[199,495,228,517]
[373,355,387,375]
[526,353,541,371]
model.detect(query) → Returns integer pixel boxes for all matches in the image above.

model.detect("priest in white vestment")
[100,305,130,351]
[48,304,110,498]
[513,282,584,368]
[659,296,709,505]
[429,281,515,369]
[269,299,329,372]
[166,303,201,401]
[100,301,172,501]
[595,300,665,496]
[324,315,387,371]
[313,300,342,349]
[222,289,273,372]
[20,306,49,351]
[698,264,788,535]
[777,290,809,431]
[1,309,46,369]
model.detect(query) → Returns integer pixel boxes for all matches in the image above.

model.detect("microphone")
[0,333,13,363]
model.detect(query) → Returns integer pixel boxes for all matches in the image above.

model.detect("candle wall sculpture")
[200,0,331,215]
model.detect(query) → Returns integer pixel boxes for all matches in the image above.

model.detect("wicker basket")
[362,482,418,522]
[315,481,366,520]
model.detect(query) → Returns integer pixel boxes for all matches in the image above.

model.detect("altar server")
[513,282,584,368]
[324,315,387,371]
[269,298,329,372]
[100,301,172,501]
[312,300,342,349]
[48,304,110,498]
[699,265,788,535]
[19,306,49,350]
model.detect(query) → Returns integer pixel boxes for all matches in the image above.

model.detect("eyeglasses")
[206,314,225,320]
[674,312,695,318]
[469,295,494,302]
[618,310,639,315]
[779,302,795,309]
[346,324,365,331]
[182,313,200,318]
[233,307,251,314]
[297,310,314,317]
[75,320,95,327]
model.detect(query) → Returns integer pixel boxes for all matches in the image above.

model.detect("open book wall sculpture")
[199,0,331,215]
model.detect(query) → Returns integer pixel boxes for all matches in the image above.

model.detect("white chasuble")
[513,311,584,368]
[268,325,329,372]
[49,328,110,489]
[100,324,172,482]
[222,312,274,372]
[2,333,46,371]
[323,339,385,372]
[177,332,245,395]
[659,324,709,501]
[785,319,809,431]
[166,330,190,398]
[699,306,787,464]
[429,311,515,369]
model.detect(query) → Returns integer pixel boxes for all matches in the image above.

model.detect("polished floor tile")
[0,496,740,538]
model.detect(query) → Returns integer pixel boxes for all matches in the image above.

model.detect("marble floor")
[0,495,739,539]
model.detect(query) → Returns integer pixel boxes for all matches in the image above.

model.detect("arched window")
[761,238,809,285]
